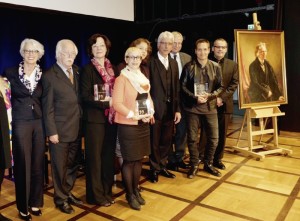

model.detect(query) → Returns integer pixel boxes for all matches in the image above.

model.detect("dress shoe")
[57,202,75,214]
[0,213,12,221]
[148,170,159,183]
[160,168,176,178]
[166,162,178,171]
[125,194,141,210]
[187,166,199,179]
[68,193,83,205]
[18,212,32,221]
[29,207,42,216]
[213,161,226,170]
[105,196,115,204]
[178,161,189,169]
[203,163,222,177]
[133,189,145,205]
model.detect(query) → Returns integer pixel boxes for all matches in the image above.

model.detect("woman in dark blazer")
[4,38,45,220]
[80,34,117,207]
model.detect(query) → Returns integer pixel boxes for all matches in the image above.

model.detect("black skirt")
[118,123,150,161]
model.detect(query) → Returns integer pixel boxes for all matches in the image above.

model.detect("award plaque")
[94,84,110,101]
[135,99,150,116]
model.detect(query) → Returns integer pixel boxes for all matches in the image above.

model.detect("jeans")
[186,112,218,166]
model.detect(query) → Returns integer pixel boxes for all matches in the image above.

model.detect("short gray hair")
[19,38,45,59]
[157,31,174,45]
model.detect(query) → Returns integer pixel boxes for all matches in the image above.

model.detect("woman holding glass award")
[81,33,117,206]
[113,47,154,210]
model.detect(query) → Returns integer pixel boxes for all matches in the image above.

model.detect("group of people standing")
[0,30,239,220]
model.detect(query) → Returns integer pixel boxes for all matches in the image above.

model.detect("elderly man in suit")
[42,39,82,214]
[148,31,181,183]
[167,31,191,171]
[199,38,239,170]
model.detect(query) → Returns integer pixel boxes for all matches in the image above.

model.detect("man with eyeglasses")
[42,39,83,214]
[167,31,191,171]
[148,31,181,183]
[199,38,239,171]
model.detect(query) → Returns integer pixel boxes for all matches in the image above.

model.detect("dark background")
[0,0,299,132]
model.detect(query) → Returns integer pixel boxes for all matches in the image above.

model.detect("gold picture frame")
[234,30,288,109]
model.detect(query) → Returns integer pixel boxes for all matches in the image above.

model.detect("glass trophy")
[135,99,150,116]
[94,83,110,101]
[194,82,208,96]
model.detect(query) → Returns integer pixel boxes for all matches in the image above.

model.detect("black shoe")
[57,202,75,214]
[28,207,42,216]
[178,161,189,169]
[148,170,159,183]
[160,168,176,178]
[187,166,199,179]
[105,196,115,204]
[126,194,141,210]
[213,161,226,170]
[166,162,178,171]
[0,213,12,221]
[68,193,83,205]
[18,212,32,221]
[133,189,146,205]
[203,163,222,177]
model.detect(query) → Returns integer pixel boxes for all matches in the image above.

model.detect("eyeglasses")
[61,51,77,58]
[214,46,227,49]
[126,56,142,61]
[159,42,173,46]
[24,50,39,54]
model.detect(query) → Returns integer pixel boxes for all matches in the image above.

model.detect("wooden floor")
[1,115,300,221]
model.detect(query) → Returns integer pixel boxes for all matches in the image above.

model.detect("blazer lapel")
[54,64,74,88]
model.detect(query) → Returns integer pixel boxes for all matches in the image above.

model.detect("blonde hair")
[124,47,142,59]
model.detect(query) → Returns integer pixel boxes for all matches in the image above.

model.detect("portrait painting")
[234,30,288,109]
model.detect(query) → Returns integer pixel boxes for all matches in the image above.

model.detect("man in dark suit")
[42,39,82,214]
[148,31,181,183]
[199,38,239,170]
[167,31,191,171]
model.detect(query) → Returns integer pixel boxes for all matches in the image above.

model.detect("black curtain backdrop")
[2,2,298,132]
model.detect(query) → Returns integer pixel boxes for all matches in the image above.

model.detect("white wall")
[1,0,134,21]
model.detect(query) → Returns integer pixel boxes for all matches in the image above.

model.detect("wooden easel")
[231,105,292,160]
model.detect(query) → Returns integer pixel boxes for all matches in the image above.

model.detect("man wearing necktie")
[42,39,82,214]
[167,31,191,171]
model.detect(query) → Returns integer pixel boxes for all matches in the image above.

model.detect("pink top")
[113,74,154,125]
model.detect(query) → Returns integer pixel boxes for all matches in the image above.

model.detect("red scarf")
[91,58,116,124]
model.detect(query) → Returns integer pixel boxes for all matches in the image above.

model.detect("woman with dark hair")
[80,34,117,206]
[4,38,45,220]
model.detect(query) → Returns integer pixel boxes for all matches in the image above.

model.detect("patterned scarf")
[91,58,116,124]
[18,61,42,94]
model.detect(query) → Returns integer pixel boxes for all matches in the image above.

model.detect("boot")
[125,194,141,210]
[187,165,199,179]
[133,189,146,205]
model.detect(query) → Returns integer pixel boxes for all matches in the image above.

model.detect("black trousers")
[12,119,45,213]
[150,105,174,171]
[84,122,117,204]
[186,112,218,166]
[199,113,230,161]
[49,136,81,206]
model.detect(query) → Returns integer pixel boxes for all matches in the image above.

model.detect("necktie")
[173,54,177,61]
[67,68,74,84]
[164,58,168,70]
